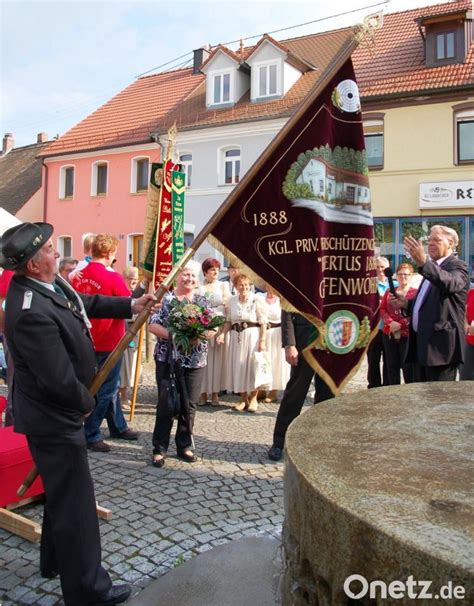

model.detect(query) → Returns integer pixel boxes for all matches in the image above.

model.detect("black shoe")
[177,451,197,463]
[268,446,283,461]
[152,454,166,468]
[109,429,139,441]
[87,440,111,452]
[40,569,58,579]
[92,583,131,606]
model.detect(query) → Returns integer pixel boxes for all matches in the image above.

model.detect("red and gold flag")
[141,160,185,290]
[208,51,379,394]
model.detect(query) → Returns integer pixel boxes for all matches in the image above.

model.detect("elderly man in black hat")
[1,222,156,606]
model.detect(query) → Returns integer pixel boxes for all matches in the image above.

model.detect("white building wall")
[176,118,287,264]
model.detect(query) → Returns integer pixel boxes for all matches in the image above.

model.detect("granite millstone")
[283,382,474,605]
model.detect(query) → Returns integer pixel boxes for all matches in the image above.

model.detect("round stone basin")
[282,382,474,605]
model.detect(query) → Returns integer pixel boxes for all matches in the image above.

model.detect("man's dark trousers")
[272,314,334,450]
[27,430,111,606]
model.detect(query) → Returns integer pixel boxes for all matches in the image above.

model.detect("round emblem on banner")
[325,310,360,354]
[332,79,361,113]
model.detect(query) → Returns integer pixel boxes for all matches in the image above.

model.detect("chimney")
[2,133,14,155]
[193,45,211,74]
[37,132,48,143]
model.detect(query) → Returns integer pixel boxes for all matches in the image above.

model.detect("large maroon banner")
[209,58,379,394]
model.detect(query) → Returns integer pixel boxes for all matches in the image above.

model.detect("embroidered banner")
[208,58,379,394]
[141,162,162,279]
[171,169,186,264]
[141,160,184,289]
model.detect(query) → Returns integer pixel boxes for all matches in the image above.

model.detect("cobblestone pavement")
[0,358,368,606]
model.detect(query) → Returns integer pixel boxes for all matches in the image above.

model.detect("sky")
[1,0,448,149]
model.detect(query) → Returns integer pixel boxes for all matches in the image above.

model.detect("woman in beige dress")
[218,274,267,412]
[198,258,230,405]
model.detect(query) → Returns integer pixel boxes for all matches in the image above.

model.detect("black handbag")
[158,341,181,417]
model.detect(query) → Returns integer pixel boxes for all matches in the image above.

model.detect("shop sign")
[419,181,474,209]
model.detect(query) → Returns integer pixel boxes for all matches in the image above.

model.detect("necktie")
[53,282,67,299]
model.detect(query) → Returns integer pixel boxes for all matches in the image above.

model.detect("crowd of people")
[0,221,472,606]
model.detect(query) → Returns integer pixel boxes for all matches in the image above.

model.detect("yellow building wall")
[369,96,474,218]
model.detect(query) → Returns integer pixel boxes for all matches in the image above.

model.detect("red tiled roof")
[354,0,473,97]
[160,28,353,133]
[42,0,473,156]
[200,44,242,71]
[40,68,204,156]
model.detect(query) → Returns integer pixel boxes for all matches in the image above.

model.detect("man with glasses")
[391,225,468,381]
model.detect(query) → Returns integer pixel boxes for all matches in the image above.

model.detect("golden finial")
[165,121,178,161]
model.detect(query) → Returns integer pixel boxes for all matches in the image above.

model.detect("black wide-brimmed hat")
[0,222,54,270]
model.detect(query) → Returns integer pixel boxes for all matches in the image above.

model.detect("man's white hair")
[430,225,459,249]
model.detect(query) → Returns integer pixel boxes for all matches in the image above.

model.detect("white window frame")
[59,165,75,199]
[131,156,150,193]
[179,152,193,188]
[255,60,281,99]
[57,235,73,258]
[363,118,384,169]
[209,69,233,106]
[218,146,241,185]
[91,161,108,196]
[454,107,474,165]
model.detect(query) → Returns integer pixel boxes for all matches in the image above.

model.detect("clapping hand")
[404,235,427,266]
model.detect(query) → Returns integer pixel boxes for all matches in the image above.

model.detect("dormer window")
[436,31,455,60]
[246,35,311,103]
[213,72,231,104]
[417,8,471,68]
[258,62,278,97]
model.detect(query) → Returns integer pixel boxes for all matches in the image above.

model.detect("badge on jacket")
[22,291,33,309]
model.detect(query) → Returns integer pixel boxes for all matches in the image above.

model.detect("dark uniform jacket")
[5,275,132,436]
[406,255,468,367]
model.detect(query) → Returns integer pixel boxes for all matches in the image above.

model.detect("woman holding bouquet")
[149,260,215,467]
[218,273,267,412]
[198,258,230,405]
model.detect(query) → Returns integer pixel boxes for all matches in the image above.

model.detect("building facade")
[39,0,473,277]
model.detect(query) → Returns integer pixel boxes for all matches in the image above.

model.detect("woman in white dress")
[256,285,290,402]
[218,274,267,412]
[198,258,230,405]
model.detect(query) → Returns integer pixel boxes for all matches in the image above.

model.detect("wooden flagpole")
[129,324,145,422]
[18,31,359,497]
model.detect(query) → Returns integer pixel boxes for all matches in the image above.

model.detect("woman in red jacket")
[460,286,474,380]
[380,262,418,384]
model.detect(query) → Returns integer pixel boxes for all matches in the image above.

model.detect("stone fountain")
[282,382,474,605]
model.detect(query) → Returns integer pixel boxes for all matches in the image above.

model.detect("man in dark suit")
[267,311,334,461]
[1,222,156,606]
[393,225,468,381]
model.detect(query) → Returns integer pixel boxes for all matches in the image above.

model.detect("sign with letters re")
[419,181,474,209]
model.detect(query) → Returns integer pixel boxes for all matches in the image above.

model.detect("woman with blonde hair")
[149,260,212,467]
[218,273,267,412]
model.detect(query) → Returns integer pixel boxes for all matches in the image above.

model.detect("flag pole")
[18,31,359,497]
[129,324,145,422]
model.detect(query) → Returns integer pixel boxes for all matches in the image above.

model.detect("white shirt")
[411,256,448,332]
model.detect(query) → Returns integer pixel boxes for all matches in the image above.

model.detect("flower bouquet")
[167,298,225,354]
